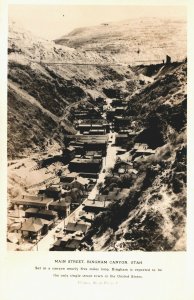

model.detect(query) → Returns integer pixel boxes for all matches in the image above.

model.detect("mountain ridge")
[55,17,186,64]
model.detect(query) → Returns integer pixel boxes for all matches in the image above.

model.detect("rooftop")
[64,239,81,250]
[12,195,54,206]
[70,158,102,164]
[66,222,88,233]
[49,200,70,208]
[134,143,149,150]
[67,135,108,143]
[21,218,43,232]
[83,199,111,208]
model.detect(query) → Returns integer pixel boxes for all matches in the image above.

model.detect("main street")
[32,131,118,251]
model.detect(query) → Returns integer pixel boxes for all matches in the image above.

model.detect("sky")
[8,5,187,40]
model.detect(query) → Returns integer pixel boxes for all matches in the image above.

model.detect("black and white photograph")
[7,4,187,252]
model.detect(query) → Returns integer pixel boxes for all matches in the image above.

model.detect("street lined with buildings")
[7,96,155,251]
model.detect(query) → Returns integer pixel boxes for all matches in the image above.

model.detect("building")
[50,236,82,251]
[38,185,61,200]
[73,108,101,120]
[114,161,133,175]
[60,172,79,184]
[20,218,44,239]
[134,148,155,158]
[62,146,76,163]
[114,116,132,131]
[134,143,149,151]
[85,151,103,159]
[69,158,102,174]
[61,177,88,192]
[12,195,54,210]
[79,211,95,223]
[115,134,129,146]
[40,155,62,168]
[111,98,128,108]
[79,172,99,179]
[65,222,89,235]
[132,143,155,158]
[48,200,71,218]
[62,239,82,251]
[82,199,111,213]
[89,129,105,135]
[166,55,171,64]
[76,121,109,134]
[69,135,108,156]
[25,208,58,221]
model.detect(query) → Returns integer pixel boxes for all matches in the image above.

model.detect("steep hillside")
[55,17,186,64]
[84,61,187,251]
[8,21,139,159]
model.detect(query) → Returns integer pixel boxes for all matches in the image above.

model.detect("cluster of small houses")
[7,97,156,251]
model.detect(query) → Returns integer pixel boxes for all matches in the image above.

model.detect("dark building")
[69,158,102,174]
[69,135,108,156]
[50,237,82,251]
[65,222,89,235]
[48,200,71,218]
[166,55,171,64]
[115,134,129,146]
[114,116,132,132]
[38,185,61,200]
[25,208,58,221]
[60,173,78,184]
[73,108,101,120]
[62,146,76,163]
[111,99,128,108]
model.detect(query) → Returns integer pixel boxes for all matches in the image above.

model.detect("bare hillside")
[55,17,186,64]
[8,21,139,158]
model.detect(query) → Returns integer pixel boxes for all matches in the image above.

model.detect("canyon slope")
[8,21,138,159]
[84,61,187,251]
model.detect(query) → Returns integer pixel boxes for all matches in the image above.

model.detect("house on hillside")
[132,143,155,158]
[60,172,79,184]
[114,161,133,175]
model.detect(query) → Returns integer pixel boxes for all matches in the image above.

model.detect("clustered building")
[7,95,156,251]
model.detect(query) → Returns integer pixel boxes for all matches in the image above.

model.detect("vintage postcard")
[0,0,193,299]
